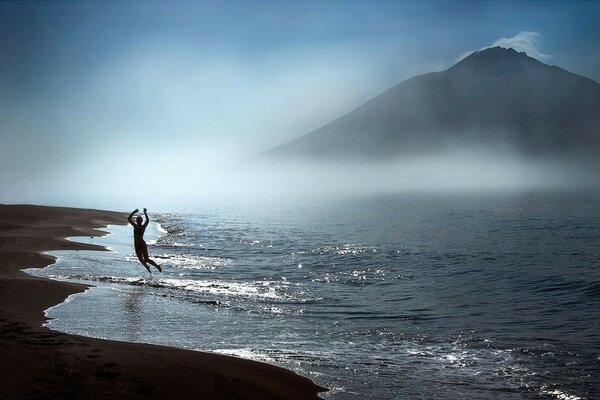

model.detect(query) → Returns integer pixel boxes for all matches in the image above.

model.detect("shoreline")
[0,204,326,399]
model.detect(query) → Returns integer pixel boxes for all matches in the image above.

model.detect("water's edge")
[24,223,328,395]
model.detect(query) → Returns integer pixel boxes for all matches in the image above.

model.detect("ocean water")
[26,192,600,399]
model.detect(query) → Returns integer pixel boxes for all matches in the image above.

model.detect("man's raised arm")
[143,208,150,227]
[128,209,139,227]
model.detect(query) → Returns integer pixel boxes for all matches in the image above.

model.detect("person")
[128,208,162,273]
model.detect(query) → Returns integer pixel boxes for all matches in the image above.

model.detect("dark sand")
[0,204,326,399]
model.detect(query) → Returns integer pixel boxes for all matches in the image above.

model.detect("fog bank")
[210,153,598,203]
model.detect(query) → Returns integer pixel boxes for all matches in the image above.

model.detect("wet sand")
[0,204,326,399]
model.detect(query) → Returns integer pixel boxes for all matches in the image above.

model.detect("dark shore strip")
[0,204,326,399]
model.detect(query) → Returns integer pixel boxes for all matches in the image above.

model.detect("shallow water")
[28,192,600,399]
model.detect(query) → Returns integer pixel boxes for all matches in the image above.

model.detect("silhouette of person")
[128,208,162,273]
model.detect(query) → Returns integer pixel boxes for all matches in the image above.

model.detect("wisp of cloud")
[456,31,550,62]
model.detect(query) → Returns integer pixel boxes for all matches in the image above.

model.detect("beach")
[0,204,326,400]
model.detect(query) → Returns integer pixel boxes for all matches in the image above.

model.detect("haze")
[1,1,599,208]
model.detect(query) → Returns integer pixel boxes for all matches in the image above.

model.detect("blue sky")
[0,1,599,203]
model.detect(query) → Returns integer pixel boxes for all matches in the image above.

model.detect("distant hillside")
[264,47,600,160]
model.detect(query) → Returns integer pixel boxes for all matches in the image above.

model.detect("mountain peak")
[451,46,543,72]
[473,46,522,56]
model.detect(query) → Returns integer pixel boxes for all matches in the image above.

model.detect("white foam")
[211,348,277,363]
[155,222,169,234]
[542,389,584,400]
[124,253,232,270]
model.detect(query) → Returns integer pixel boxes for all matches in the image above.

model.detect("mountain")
[264,47,600,160]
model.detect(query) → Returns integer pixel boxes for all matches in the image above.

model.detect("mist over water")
[162,145,599,207]
[29,150,597,211]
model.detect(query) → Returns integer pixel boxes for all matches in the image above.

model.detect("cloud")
[456,31,551,62]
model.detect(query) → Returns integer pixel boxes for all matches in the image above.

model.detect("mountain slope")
[265,47,600,160]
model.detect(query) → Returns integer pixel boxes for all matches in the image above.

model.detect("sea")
[26,191,600,399]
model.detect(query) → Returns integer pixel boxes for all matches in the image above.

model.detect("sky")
[1,1,599,205]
